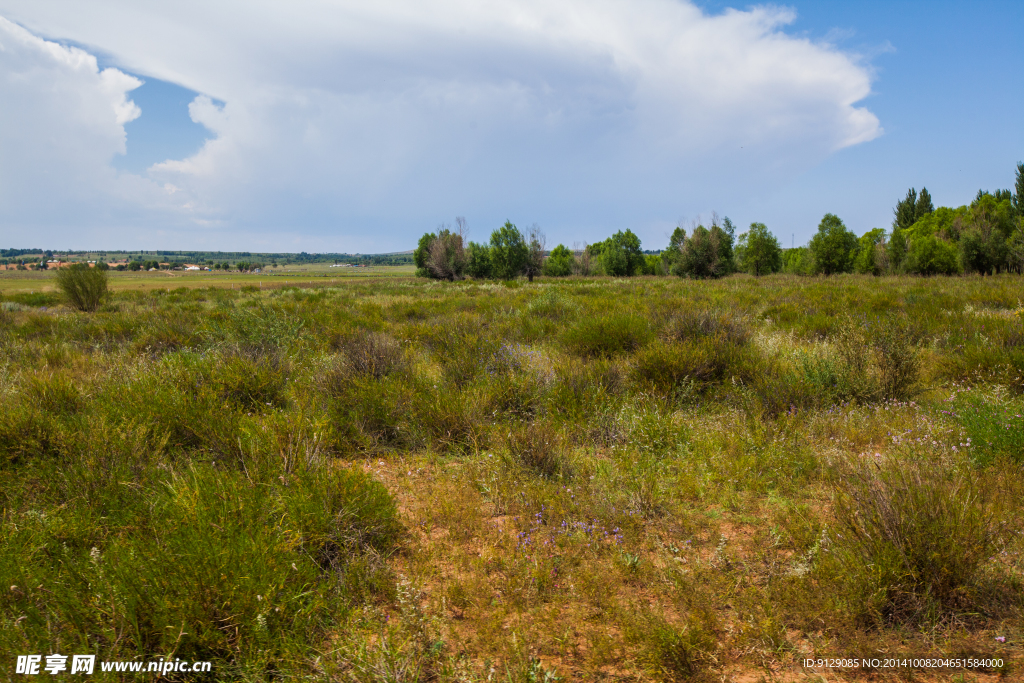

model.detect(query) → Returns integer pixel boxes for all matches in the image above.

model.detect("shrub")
[736,222,783,276]
[212,351,289,411]
[562,314,651,357]
[830,315,921,402]
[632,339,752,394]
[905,234,959,275]
[327,375,415,451]
[0,456,401,675]
[828,458,1011,626]
[502,420,569,478]
[629,611,718,682]
[675,223,733,279]
[339,331,407,379]
[526,288,580,319]
[665,309,750,346]
[55,263,108,312]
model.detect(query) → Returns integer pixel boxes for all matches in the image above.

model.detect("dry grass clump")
[827,457,1015,626]
[339,330,408,379]
[666,308,751,346]
[502,420,570,479]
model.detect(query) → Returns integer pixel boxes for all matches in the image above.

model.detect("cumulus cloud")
[0,1,881,250]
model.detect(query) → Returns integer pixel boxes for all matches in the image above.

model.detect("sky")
[0,1,1021,254]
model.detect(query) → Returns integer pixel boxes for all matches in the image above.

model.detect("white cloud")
[0,1,881,250]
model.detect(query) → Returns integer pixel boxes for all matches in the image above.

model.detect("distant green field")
[0,264,416,293]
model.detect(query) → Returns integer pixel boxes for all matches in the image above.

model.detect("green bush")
[665,309,750,346]
[339,330,407,379]
[629,611,718,682]
[502,420,569,478]
[526,288,580,319]
[212,351,289,411]
[0,433,401,675]
[55,263,108,312]
[562,314,651,357]
[827,458,1011,626]
[632,338,753,394]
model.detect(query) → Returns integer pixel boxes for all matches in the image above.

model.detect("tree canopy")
[809,213,858,275]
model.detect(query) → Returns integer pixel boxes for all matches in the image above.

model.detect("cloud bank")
[0,1,881,250]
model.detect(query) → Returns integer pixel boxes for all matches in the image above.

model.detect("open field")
[0,264,417,294]
[1,274,1022,681]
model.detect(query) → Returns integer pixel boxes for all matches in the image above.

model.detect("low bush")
[628,611,718,682]
[502,420,570,478]
[632,338,756,394]
[827,314,922,402]
[665,308,750,346]
[526,288,580,319]
[562,313,651,357]
[338,330,407,379]
[827,458,1012,626]
[0,456,401,675]
[55,263,108,312]
[211,350,289,411]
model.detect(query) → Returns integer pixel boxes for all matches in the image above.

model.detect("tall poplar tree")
[894,188,918,231]
[915,187,934,219]
[1013,162,1024,219]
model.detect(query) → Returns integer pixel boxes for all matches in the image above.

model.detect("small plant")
[55,263,108,312]
[634,613,718,682]
[504,420,570,478]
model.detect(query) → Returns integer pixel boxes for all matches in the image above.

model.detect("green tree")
[642,253,664,275]
[853,228,887,275]
[676,222,732,279]
[737,222,782,276]
[894,188,919,232]
[465,241,493,279]
[662,227,686,273]
[915,187,934,220]
[424,228,466,280]
[906,235,959,275]
[524,226,546,282]
[543,244,573,277]
[888,229,908,271]
[489,221,529,280]
[56,263,108,312]
[598,229,644,276]
[809,213,858,275]
[1007,229,1024,274]
[782,247,811,275]
[1014,162,1024,219]
[414,232,435,273]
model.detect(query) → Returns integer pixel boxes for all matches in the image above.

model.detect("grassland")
[1,273,1022,681]
[0,264,416,293]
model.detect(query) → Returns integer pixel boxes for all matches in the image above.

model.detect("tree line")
[416,162,1024,280]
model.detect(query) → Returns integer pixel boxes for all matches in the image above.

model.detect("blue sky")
[0,1,1021,253]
